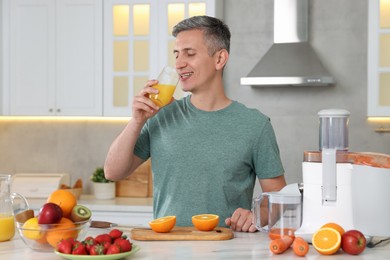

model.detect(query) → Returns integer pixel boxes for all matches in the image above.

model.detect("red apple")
[38,202,63,224]
[341,230,366,255]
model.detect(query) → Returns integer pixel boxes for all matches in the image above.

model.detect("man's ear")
[215,49,229,70]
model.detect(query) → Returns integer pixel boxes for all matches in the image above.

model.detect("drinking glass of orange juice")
[149,66,179,107]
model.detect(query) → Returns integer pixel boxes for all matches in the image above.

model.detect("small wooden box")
[116,159,153,197]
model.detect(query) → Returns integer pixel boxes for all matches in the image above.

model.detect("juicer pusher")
[318,109,350,203]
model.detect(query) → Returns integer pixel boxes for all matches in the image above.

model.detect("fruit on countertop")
[70,205,92,222]
[321,222,345,236]
[192,214,219,231]
[341,230,367,255]
[312,227,342,255]
[37,202,63,224]
[56,229,133,255]
[149,216,176,233]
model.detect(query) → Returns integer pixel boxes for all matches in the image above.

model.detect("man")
[104,16,286,232]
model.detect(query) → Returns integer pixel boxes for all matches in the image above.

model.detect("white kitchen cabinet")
[103,0,223,116]
[368,0,390,116]
[3,0,103,116]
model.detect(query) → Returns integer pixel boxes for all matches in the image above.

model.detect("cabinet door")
[56,0,103,116]
[8,0,103,116]
[9,0,56,115]
[368,0,390,116]
[103,0,158,117]
[103,0,223,116]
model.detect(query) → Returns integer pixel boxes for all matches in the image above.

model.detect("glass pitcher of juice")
[0,174,29,242]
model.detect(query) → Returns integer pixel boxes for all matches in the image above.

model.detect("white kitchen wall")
[0,0,389,195]
[224,0,390,187]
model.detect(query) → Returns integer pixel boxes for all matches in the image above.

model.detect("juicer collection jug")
[252,192,302,239]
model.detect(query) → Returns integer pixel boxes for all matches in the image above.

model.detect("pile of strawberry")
[56,229,132,255]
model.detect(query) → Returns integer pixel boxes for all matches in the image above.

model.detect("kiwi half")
[14,209,35,223]
[70,205,92,222]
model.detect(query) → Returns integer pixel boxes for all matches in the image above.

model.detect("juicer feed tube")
[322,149,337,202]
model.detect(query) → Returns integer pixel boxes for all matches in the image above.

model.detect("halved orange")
[321,222,345,236]
[192,214,219,231]
[312,227,341,255]
[149,216,176,233]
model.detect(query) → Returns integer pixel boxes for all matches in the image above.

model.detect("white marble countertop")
[1,227,390,259]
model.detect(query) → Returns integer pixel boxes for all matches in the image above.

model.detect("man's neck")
[189,91,232,112]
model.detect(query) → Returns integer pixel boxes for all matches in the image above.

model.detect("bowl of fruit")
[15,189,92,252]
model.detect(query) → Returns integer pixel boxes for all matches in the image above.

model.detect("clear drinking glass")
[149,66,180,107]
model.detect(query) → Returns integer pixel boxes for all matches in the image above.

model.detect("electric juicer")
[294,109,390,242]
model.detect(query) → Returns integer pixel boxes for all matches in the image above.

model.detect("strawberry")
[101,241,112,252]
[109,229,123,240]
[65,237,77,246]
[114,237,132,252]
[56,238,73,254]
[106,244,121,255]
[82,236,96,253]
[89,243,106,255]
[72,241,87,255]
[95,233,112,244]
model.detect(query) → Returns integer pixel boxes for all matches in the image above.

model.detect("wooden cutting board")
[131,227,234,241]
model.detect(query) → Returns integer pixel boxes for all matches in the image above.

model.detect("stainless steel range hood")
[240,0,334,87]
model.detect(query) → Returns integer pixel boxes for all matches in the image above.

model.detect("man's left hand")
[225,208,258,232]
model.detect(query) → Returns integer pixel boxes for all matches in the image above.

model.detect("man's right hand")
[132,79,161,124]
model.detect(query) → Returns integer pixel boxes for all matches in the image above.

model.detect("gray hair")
[172,16,231,56]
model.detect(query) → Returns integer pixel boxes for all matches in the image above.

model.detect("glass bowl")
[16,218,90,252]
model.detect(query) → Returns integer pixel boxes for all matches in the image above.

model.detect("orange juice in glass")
[149,66,179,107]
[0,215,15,241]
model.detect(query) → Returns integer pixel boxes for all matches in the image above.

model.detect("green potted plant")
[91,167,116,200]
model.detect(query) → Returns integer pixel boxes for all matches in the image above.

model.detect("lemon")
[22,217,44,240]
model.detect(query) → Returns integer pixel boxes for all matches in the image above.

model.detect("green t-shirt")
[134,95,284,227]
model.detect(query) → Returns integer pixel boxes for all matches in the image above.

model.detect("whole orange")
[47,189,77,218]
[46,217,77,248]
[321,222,345,236]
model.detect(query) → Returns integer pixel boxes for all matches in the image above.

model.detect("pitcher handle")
[252,195,268,232]
[11,192,29,215]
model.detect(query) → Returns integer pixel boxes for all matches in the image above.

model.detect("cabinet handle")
[49,108,53,112]
[57,108,61,113]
